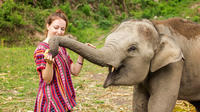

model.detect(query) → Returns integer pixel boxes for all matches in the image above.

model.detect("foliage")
[68,21,111,43]
[33,9,51,28]
[73,19,92,29]
[59,2,72,20]
[130,0,200,19]
[0,0,52,45]
[0,0,200,46]
[98,19,113,30]
[192,15,200,22]
[98,3,111,18]
[81,4,91,16]
[37,0,54,9]
[14,0,54,9]
[0,0,26,29]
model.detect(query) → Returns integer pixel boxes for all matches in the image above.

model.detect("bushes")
[81,4,91,16]
[129,0,198,19]
[0,0,26,29]
[98,3,111,18]
[1,0,200,46]
[60,3,72,20]
[37,0,54,9]
[0,0,29,45]
[0,0,51,45]
[98,19,112,30]
[33,9,51,28]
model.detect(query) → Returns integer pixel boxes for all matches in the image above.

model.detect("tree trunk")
[117,0,128,14]
[0,0,3,7]
[33,0,37,6]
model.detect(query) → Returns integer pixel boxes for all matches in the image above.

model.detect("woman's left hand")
[85,43,96,49]
[79,43,96,62]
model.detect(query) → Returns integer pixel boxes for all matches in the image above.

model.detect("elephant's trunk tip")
[49,49,59,58]
[103,72,113,88]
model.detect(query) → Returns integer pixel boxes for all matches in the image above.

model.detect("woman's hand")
[85,43,96,49]
[76,43,96,65]
[71,43,96,76]
[42,49,54,84]
[77,43,96,65]
[44,49,54,64]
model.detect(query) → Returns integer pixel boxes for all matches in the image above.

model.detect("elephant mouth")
[103,65,123,88]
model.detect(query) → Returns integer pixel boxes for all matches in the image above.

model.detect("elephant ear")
[150,35,184,72]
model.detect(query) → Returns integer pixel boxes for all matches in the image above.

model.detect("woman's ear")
[150,35,184,72]
[46,24,50,31]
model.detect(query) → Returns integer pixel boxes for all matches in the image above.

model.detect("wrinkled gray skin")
[49,18,200,112]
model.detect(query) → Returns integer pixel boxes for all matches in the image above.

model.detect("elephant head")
[48,19,183,88]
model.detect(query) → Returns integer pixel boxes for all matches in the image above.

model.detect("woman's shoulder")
[34,42,49,54]
[37,42,49,49]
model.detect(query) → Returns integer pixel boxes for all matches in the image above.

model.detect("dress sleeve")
[34,48,46,72]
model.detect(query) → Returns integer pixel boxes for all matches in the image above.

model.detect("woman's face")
[47,18,66,38]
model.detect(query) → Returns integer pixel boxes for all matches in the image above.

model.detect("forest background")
[1,0,200,111]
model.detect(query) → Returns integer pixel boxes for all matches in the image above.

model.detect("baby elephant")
[49,18,200,112]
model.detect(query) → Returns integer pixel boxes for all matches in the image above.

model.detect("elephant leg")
[189,101,200,112]
[148,61,183,112]
[133,84,149,112]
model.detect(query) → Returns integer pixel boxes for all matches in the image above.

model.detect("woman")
[34,9,84,112]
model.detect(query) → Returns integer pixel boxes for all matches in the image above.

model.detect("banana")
[44,49,49,58]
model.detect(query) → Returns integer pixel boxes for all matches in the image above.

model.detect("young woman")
[33,10,84,112]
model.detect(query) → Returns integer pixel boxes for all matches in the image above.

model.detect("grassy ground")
[0,46,197,112]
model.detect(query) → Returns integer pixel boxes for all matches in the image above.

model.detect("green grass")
[0,46,196,112]
[0,47,36,111]
[0,45,108,111]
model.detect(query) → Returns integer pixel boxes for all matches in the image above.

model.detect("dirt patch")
[91,73,106,81]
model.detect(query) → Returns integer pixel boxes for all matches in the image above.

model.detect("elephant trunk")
[48,35,113,67]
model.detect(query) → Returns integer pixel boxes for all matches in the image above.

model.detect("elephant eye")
[128,46,136,52]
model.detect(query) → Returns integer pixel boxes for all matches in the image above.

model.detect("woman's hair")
[45,9,68,35]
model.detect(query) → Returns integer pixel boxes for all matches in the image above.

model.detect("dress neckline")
[41,41,49,45]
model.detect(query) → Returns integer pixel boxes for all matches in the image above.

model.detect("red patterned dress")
[34,42,76,112]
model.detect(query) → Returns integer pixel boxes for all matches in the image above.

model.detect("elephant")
[48,18,200,112]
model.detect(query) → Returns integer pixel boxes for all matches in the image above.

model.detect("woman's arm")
[42,50,54,84]
[70,55,84,76]
[70,43,96,76]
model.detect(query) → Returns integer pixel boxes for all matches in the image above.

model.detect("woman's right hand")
[44,49,54,64]
[42,49,54,84]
